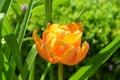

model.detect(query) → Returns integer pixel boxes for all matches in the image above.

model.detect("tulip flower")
[32,22,89,65]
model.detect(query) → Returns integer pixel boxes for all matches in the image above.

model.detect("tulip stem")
[58,63,63,80]
[45,0,52,25]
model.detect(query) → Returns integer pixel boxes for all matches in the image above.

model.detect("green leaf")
[2,16,13,36]
[0,0,12,14]
[20,45,37,80]
[69,36,120,80]
[5,57,17,80]
[28,59,35,80]
[17,0,33,48]
[0,50,4,80]
[0,13,5,80]
[40,63,51,80]
[4,34,23,72]
[49,65,55,80]
[11,1,22,16]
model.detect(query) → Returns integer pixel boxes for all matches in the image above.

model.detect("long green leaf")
[0,0,12,14]
[0,13,5,80]
[5,57,18,80]
[2,16,13,36]
[4,34,23,72]
[17,0,33,48]
[49,65,55,80]
[28,59,35,80]
[40,63,51,80]
[69,36,120,80]
[20,45,37,80]
[11,1,22,17]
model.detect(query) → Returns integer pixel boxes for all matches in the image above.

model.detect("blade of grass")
[17,0,33,48]
[20,45,37,80]
[4,34,23,72]
[1,14,17,80]
[28,58,35,80]
[0,0,12,15]
[69,36,120,80]
[2,16,13,36]
[5,0,34,79]
[12,1,22,36]
[11,1,22,16]
[5,57,18,80]
[0,13,5,80]
[49,65,55,80]
[12,1,23,37]
[75,0,87,21]
[40,63,51,80]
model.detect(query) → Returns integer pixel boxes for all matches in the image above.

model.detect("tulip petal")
[55,29,65,40]
[67,24,78,33]
[59,25,69,31]
[46,33,56,44]
[48,24,59,33]
[32,30,45,59]
[75,22,83,32]
[42,43,57,63]
[74,41,89,64]
[61,48,77,65]
[52,41,68,57]
[32,29,38,41]
[62,32,82,48]
[64,41,89,65]
[42,31,49,43]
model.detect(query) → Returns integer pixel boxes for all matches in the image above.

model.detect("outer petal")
[67,24,78,33]
[61,48,77,65]
[42,43,57,64]
[32,29,44,58]
[62,41,89,65]
[75,22,83,32]
[42,30,49,43]
[32,29,38,41]
[72,41,89,65]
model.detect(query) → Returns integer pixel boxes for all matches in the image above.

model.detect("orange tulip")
[32,22,89,65]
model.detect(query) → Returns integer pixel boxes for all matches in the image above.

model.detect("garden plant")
[0,0,120,80]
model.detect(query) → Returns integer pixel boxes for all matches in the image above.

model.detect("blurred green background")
[7,0,120,80]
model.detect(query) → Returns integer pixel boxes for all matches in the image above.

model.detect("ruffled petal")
[52,41,68,57]
[55,29,65,40]
[63,41,89,65]
[48,24,59,33]
[32,29,44,59]
[75,22,83,32]
[61,48,77,65]
[62,32,82,48]
[42,30,49,43]
[67,24,78,33]
[74,41,89,64]
[32,29,38,41]
[42,43,57,63]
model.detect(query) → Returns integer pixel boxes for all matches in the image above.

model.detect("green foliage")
[69,36,120,80]
[0,0,120,80]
